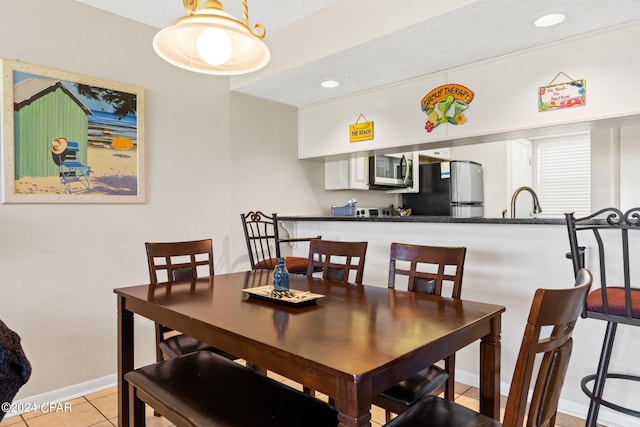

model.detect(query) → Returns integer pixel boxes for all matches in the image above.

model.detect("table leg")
[334,379,372,427]
[117,295,134,427]
[479,315,502,420]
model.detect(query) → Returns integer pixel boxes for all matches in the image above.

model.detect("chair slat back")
[240,211,280,270]
[145,239,214,285]
[501,269,591,427]
[565,207,640,325]
[306,239,367,285]
[387,243,466,298]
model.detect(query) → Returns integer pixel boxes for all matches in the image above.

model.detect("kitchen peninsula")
[279,214,566,225]
[276,215,639,427]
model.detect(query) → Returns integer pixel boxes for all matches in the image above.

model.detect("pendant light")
[153,0,270,75]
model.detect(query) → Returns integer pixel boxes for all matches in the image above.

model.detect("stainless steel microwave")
[368,154,413,189]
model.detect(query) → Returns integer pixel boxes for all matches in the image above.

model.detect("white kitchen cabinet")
[324,156,369,190]
[419,148,450,161]
[324,159,349,190]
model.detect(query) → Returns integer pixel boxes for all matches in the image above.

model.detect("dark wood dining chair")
[383,268,593,427]
[240,211,320,274]
[566,208,640,426]
[373,243,466,422]
[303,238,368,399]
[306,238,368,284]
[146,239,236,362]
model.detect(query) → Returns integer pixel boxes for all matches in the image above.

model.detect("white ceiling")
[76,0,640,108]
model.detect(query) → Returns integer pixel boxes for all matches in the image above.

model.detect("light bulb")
[196,27,233,65]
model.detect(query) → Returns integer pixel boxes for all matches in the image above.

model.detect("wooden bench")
[124,351,338,427]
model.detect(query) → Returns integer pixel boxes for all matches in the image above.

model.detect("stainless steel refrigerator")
[402,160,484,217]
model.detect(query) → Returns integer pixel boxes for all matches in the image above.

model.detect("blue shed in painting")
[13,78,92,179]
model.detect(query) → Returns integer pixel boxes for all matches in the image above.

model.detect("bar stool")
[240,211,320,274]
[565,207,640,426]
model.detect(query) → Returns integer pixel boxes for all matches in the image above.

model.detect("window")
[534,133,591,216]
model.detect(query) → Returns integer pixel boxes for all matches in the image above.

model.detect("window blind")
[536,134,591,217]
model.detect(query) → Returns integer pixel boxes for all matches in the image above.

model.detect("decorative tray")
[242,286,325,307]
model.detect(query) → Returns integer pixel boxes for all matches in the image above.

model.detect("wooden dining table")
[115,270,505,427]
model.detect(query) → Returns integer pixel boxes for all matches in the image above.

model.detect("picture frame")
[0,58,145,203]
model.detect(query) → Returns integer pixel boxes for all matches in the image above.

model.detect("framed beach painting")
[0,58,145,203]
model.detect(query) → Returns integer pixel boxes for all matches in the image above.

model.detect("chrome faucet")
[510,186,542,218]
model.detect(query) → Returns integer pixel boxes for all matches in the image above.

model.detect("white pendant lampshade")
[153,0,270,75]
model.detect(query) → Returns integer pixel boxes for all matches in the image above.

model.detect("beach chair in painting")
[57,141,92,194]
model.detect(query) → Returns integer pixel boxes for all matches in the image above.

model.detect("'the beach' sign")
[349,114,374,142]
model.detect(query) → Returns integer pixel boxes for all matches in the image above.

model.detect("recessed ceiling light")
[321,80,340,88]
[534,13,566,27]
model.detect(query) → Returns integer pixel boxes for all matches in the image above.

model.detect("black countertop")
[278,215,567,225]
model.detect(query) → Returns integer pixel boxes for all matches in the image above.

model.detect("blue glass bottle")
[273,257,290,292]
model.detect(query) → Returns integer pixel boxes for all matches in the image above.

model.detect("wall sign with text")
[538,78,586,112]
[420,84,474,133]
[349,114,374,142]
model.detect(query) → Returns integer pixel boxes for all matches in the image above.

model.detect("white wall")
[0,0,228,398]
[227,92,395,225]
[299,23,640,159]
[585,124,640,212]
[0,0,304,398]
[620,125,640,209]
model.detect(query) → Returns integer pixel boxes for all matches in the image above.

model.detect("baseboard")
[3,374,116,419]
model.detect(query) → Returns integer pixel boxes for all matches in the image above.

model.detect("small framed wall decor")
[0,59,145,203]
[349,114,374,142]
[538,72,586,112]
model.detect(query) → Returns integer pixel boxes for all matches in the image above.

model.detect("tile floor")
[0,373,587,427]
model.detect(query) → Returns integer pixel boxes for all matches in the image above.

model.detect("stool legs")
[583,321,640,426]
[584,322,617,427]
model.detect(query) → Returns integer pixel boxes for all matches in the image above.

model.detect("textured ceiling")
[77,0,640,108]
[75,0,340,38]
